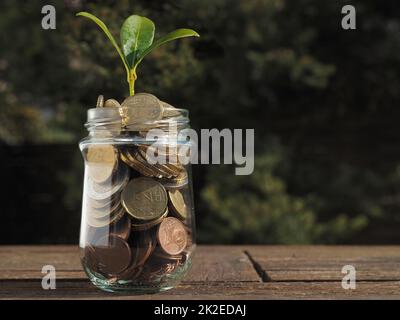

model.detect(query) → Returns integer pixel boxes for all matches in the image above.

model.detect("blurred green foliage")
[1,0,400,243]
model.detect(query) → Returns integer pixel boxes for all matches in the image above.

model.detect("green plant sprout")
[76,12,200,96]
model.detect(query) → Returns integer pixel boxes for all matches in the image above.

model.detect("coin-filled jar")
[79,93,196,293]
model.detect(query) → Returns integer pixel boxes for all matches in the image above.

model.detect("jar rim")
[85,107,190,132]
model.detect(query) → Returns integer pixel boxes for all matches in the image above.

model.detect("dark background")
[1,0,400,244]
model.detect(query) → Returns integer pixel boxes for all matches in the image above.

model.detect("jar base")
[84,258,192,294]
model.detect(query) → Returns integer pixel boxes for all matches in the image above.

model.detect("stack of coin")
[82,93,194,286]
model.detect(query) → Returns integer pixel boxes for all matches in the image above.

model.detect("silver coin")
[88,193,122,219]
[87,163,130,200]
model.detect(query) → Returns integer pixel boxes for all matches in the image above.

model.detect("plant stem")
[128,68,137,96]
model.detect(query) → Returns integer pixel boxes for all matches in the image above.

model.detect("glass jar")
[78,94,196,293]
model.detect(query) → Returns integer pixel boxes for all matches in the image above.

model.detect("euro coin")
[157,217,187,256]
[86,145,117,184]
[111,214,131,241]
[161,101,182,118]
[168,189,188,220]
[87,163,129,200]
[96,95,104,108]
[157,169,188,190]
[121,177,168,221]
[130,207,168,231]
[104,98,121,108]
[87,204,125,228]
[94,234,131,275]
[120,93,163,125]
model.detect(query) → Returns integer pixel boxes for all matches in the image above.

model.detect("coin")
[104,99,121,108]
[139,145,180,163]
[84,245,99,272]
[87,204,126,228]
[120,93,163,125]
[152,247,183,261]
[116,231,155,281]
[87,188,122,210]
[121,177,168,221]
[161,101,182,118]
[121,148,159,178]
[111,214,131,240]
[140,255,179,282]
[87,145,117,163]
[131,207,168,231]
[88,194,121,219]
[157,169,188,190]
[86,145,117,184]
[96,95,104,108]
[124,147,180,179]
[157,217,187,256]
[114,265,143,282]
[168,189,188,220]
[137,148,177,178]
[135,231,156,266]
[87,163,129,200]
[94,234,132,275]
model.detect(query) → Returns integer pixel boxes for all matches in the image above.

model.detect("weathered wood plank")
[246,246,400,281]
[0,246,259,282]
[1,245,399,299]
[1,280,400,300]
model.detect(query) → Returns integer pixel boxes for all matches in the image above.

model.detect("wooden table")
[1,245,399,299]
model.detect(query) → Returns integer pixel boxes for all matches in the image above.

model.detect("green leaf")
[76,12,129,74]
[120,15,155,68]
[135,29,200,67]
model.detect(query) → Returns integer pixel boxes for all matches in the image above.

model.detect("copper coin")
[111,214,131,241]
[135,231,155,266]
[94,235,131,275]
[140,255,179,282]
[152,247,182,261]
[115,232,154,281]
[157,217,187,256]
[115,265,143,282]
[84,245,99,272]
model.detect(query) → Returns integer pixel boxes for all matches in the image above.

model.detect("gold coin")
[130,207,168,231]
[87,163,129,200]
[158,169,188,190]
[121,177,168,221]
[121,149,157,177]
[161,101,182,118]
[86,145,117,184]
[104,99,121,108]
[136,149,173,178]
[120,93,164,125]
[96,95,104,108]
[168,189,188,220]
